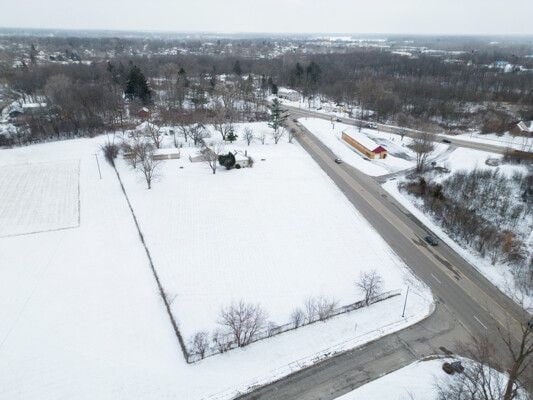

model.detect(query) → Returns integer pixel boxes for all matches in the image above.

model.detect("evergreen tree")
[226,129,238,143]
[125,65,152,105]
[218,152,236,169]
[268,98,288,133]
[294,62,304,86]
[233,60,242,76]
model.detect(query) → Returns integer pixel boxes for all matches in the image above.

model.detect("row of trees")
[188,271,384,361]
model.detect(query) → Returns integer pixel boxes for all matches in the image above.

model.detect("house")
[138,107,150,120]
[277,87,300,102]
[510,121,532,136]
[341,131,388,159]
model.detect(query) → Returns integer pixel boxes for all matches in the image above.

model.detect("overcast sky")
[1,0,533,35]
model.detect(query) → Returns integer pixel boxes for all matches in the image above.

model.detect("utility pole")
[402,286,410,318]
[94,154,102,179]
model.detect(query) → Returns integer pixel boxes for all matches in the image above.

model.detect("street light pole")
[94,154,102,180]
[402,286,410,318]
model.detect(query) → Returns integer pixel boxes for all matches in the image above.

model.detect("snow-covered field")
[298,118,448,176]
[384,147,532,309]
[117,122,432,340]
[0,126,433,399]
[0,160,80,237]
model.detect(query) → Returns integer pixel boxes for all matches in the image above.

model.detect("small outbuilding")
[341,131,388,159]
[138,107,150,121]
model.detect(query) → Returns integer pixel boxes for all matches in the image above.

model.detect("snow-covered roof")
[135,121,159,132]
[153,148,180,156]
[343,131,381,152]
[278,87,299,95]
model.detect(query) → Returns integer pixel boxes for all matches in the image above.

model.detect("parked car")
[336,118,342,122]
[442,361,464,375]
[365,122,378,129]
[334,158,343,164]
[425,235,439,246]
[442,139,452,144]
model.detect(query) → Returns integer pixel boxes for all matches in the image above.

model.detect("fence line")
[201,301,422,400]
[188,289,401,363]
[112,163,189,361]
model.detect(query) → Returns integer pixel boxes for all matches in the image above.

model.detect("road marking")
[431,273,442,284]
[473,315,488,329]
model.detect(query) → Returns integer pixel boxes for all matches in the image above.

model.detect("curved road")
[236,112,530,400]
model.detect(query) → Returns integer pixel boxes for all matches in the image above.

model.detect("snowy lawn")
[0,129,433,400]
[384,147,532,310]
[298,118,448,176]
[0,160,80,237]
[117,121,432,343]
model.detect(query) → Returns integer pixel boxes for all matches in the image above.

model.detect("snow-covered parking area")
[0,160,80,237]
[298,118,448,176]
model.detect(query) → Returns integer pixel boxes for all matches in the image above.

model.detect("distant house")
[510,121,532,136]
[277,87,300,102]
[341,131,388,159]
[138,107,150,120]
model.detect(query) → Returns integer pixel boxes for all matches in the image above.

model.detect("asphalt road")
[284,105,521,155]
[236,113,531,400]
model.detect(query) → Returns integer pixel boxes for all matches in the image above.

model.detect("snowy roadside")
[383,179,532,311]
[335,356,513,400]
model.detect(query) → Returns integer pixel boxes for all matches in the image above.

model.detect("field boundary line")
[111,163,189,361]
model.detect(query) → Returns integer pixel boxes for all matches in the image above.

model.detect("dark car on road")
[336,118,343,122]
[425,235,439,246]
[334,158,343,164]
[441,139,452,144]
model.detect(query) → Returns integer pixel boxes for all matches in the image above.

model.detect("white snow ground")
[298,118,448,176]
[116,122,431,339]
[0,127,433,399]
[0,160,80,237]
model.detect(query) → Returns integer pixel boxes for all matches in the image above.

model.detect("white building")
[277,87,301,102]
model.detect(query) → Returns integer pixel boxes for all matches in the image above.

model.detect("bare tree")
[218,300,268,347]
[436,338,509,400]
[145,121,163,149]
[189,123,210,147]
[304,297,318,323]
[500,318,533,400]
[288,127,299,143]
[356,270,384,306]
[203,141,225,175]
[137,143,160,189]
[315,296,338,321]
[243,127,254,146]
[408,131,435,172]
[303,296,338,322]
[258,130,267,145]
[290,308,305,328]
[271,126,285,144]
[189,331,210,360]
[212,329,232,353]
